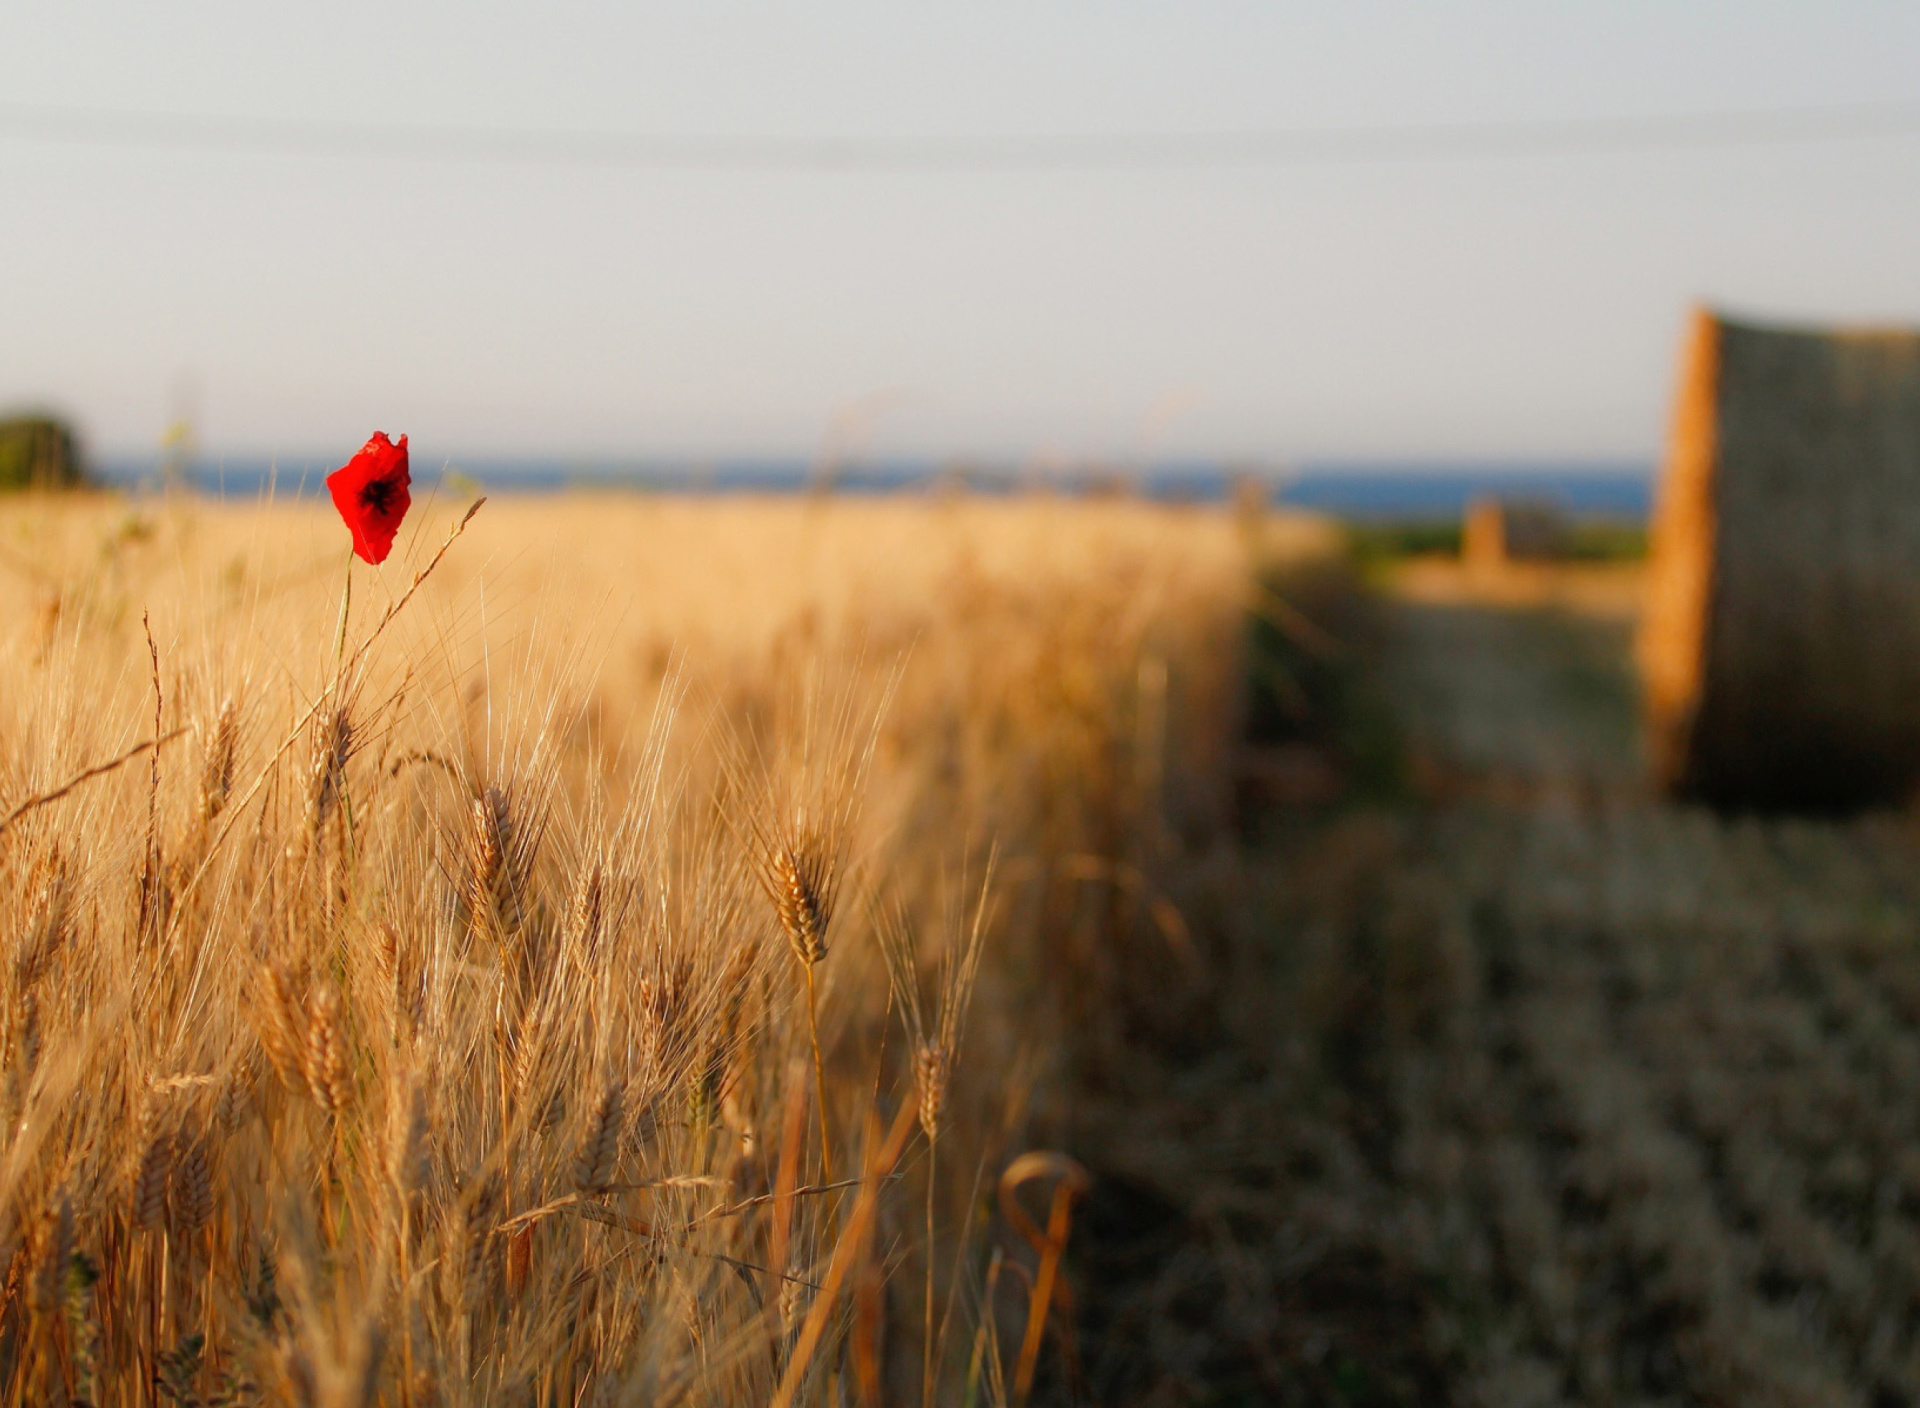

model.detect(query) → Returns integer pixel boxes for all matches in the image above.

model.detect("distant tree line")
[0,414,87,490]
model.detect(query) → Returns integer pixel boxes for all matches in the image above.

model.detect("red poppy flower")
[327,431,411,565]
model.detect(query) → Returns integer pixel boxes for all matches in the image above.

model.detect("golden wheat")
[0,489,1297,1404]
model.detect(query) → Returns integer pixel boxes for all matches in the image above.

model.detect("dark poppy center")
[359,477,396,515]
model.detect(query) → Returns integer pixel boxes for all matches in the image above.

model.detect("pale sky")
[4,2,1920,465]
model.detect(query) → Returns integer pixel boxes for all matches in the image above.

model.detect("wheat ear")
[574,1080,625,1194]
[770,843,834,1181]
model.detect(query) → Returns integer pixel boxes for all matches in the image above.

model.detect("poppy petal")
[327,432,411,564]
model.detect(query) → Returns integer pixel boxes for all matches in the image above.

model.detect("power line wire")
[2,98,1920,171]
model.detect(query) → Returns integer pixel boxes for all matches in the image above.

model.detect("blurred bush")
[0,414,87,489]
[1347,516,1646,566]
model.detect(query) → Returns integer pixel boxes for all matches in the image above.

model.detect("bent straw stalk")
[1000,1152,1093,1408]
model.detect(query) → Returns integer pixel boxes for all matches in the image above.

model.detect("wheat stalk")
[876,855,995,1408]
[762,829,841,1184]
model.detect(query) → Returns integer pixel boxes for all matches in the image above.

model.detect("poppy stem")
[332,548,358,871]
[332,548,353,682]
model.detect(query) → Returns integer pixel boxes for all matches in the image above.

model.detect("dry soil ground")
[1077,563,1920,1408]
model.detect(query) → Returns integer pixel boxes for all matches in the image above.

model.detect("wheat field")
[0,490,1324,1406]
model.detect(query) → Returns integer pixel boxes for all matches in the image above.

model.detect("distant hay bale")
[0,415,86,490]
[1639,307,1920,810]
[1463,497,1565,573]
[1462,498,1507,572]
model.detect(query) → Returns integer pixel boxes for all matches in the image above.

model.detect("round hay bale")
[1640,307,1920,811]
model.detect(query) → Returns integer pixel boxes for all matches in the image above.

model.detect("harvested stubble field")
[1076,559,1920,1407]
[0,489,1330,1406]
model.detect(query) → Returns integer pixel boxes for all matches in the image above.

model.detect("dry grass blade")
[0,728,187,841]
[999,1152,1091,1408]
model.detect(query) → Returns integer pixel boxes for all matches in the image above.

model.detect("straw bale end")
[1640,306,1920,810]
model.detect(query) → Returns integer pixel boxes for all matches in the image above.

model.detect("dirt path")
[1076,579,1920,1408]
